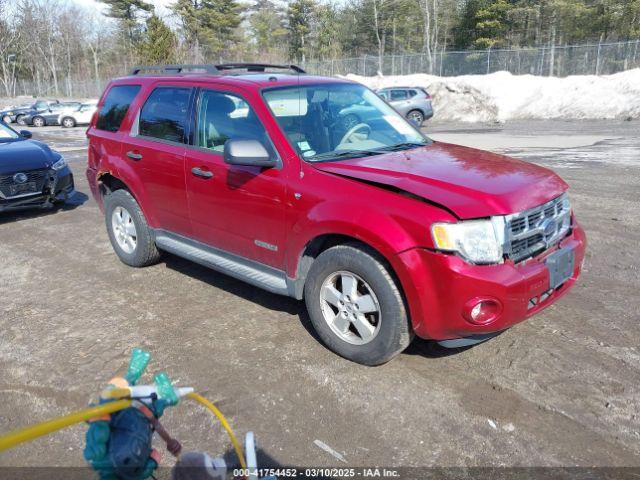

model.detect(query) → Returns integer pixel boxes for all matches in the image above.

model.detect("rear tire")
[304,243,412,365]
[407,109,424,126]
[61,117,76,128]
[104,189,161,267]
[32,116,45,127]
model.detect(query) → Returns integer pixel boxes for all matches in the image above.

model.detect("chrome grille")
[504,194,571,262]
[0,169,50,199]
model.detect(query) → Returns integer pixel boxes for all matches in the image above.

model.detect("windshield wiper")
[311,149,384,162]
[378,141,428,152]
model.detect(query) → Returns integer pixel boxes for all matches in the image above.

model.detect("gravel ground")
[1,120,639,471]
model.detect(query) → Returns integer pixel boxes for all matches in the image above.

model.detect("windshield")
[0,122,20,141]
[263,83,430,162]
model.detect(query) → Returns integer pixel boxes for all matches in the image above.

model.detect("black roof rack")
[129,63,306,76]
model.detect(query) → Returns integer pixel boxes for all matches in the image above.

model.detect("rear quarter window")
[96,85,141,132]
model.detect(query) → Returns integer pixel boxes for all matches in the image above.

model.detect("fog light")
[463,298,502,325]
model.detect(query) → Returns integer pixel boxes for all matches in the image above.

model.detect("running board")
[154,231,290,296]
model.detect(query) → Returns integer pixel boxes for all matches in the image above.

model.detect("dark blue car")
[0,121,74,212]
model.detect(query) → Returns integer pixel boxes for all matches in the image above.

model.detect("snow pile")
[345,69,640,122]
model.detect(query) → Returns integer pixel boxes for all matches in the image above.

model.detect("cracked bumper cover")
[0,167,74,212]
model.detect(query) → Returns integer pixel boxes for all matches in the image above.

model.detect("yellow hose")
[0,399,132,452]
[0,392,248,478]
[187,392,247,472]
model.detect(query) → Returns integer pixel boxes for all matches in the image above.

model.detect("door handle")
[191,167,213,179]
[127,151,143,161]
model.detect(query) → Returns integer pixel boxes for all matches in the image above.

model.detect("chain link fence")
[303,40,640,78]
[5,39,640,100]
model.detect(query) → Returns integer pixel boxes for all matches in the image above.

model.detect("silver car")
[376,87,433,125]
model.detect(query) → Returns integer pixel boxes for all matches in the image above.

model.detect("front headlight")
[52,157,67,171]
[431,219,503,264]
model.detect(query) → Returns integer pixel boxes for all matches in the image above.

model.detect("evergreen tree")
[137,15,177,64]
[287,0,315,62]
[101,0,151,45]
[172,0,241,61]
[474,0,514,48]
[249,0,288,58]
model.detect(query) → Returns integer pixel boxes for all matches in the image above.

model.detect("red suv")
[86,64,586,365]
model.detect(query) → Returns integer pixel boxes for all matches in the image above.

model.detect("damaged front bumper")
[0,167,75,213]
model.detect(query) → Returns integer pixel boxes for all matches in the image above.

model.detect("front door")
[185,88,288,269]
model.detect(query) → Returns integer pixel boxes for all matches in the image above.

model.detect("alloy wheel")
[111,206,137,254]
[408,110,424,125]
[320,270,381,345]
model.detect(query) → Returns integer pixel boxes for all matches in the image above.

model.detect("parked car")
[0,121,74,212]
[86,63,586,365]
[377,87,434,125]
[0,99,60,125]
[59,102,98,128]
[23,101,82,127]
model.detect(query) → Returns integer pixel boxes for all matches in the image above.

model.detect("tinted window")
[408,89,418,98]
[196,90,268,152]
[138,87,192,143]
[96,85,141,132]
[35,101,48,110]
[390,90,408,101]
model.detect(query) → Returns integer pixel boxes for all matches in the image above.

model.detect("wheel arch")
[96,170,159,228]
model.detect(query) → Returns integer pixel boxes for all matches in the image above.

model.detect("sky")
[70,0,176,16]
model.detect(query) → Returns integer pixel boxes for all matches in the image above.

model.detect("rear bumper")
[398,219,586,341]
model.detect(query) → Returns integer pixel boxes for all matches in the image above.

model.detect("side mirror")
[224,139,276,168]
[20,130,32,139]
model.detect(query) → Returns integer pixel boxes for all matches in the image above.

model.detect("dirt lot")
[1,120,639,470]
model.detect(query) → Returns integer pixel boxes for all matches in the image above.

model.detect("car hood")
[312,142,568,219]
[0,139,57,173]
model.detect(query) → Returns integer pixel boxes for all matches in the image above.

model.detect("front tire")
[32,116,45,127]
[304,243,412,365]
[61,117,76,128]
[104,189,161,267]
[16,115,26,125]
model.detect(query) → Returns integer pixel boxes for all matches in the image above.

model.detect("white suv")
[59,102,98,128]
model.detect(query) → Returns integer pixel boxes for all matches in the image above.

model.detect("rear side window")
[390,90,408,101]
[96,85,141,132]
[138,87,192,143]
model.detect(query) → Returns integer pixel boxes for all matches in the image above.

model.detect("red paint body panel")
[86,72,587,343]
[313,142,568,219]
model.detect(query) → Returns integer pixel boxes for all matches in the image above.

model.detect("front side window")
[138,87,192,143]
[96,85,141,132]
[196,90,268,152]
[263,83,429,162]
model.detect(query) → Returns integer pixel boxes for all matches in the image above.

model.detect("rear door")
[184,86,288,269]
[123,84,194,236]
[388,89,411,115]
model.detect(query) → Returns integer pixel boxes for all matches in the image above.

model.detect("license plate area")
[9,181,38,196]
[545,246,575,289]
